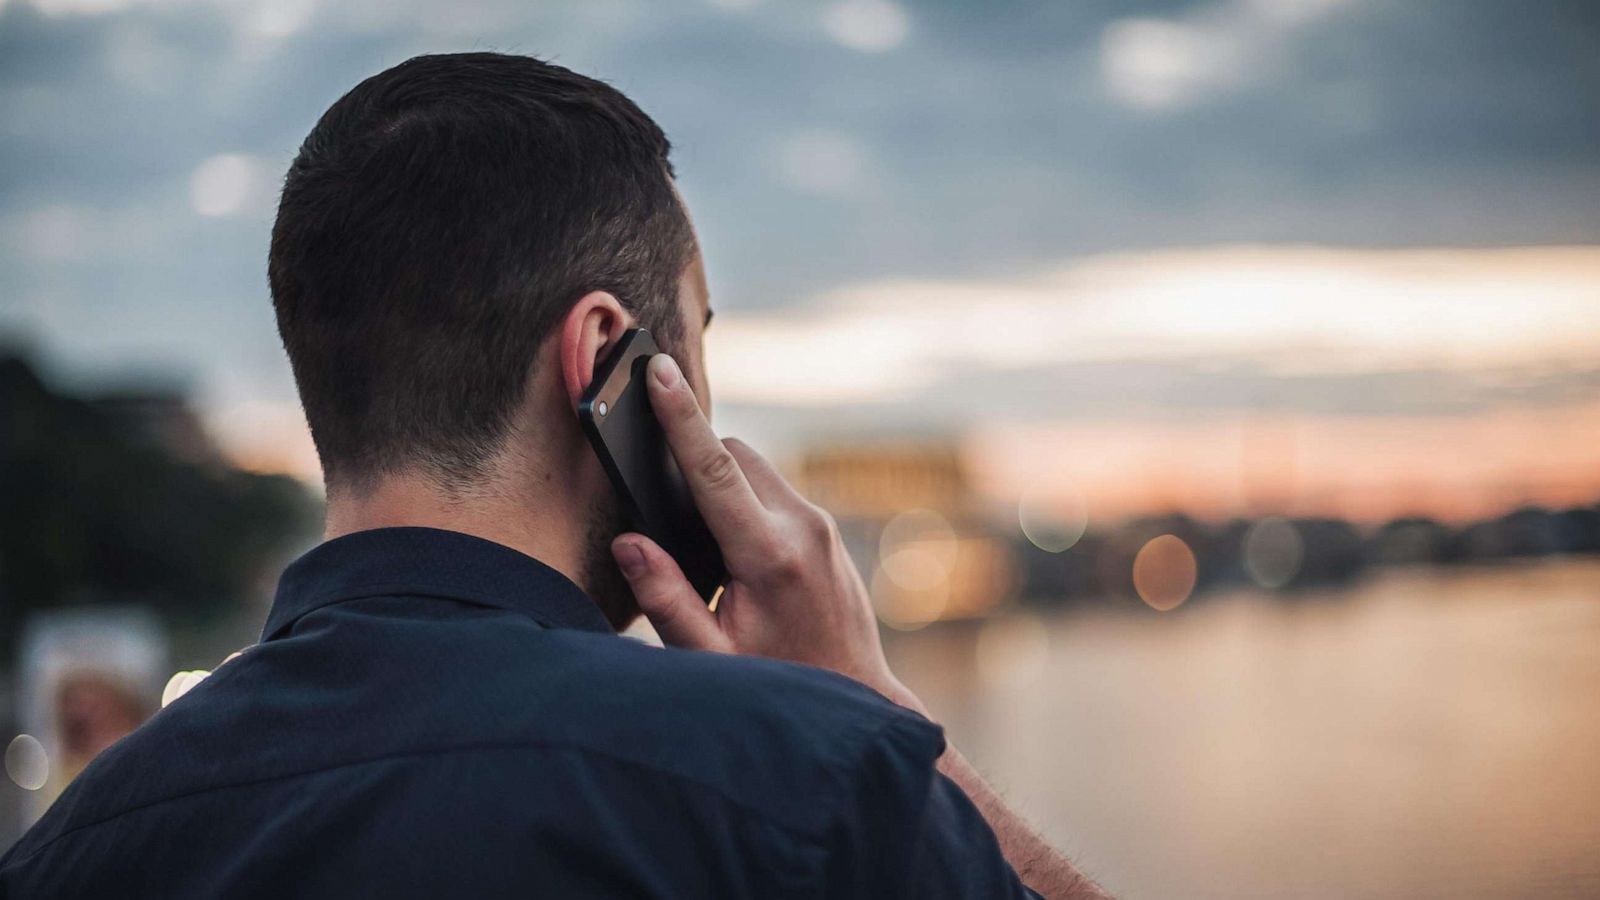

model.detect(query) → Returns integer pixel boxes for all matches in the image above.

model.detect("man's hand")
[610,353,908,700]
[610,352,1114,899]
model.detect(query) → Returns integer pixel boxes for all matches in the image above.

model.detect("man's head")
[270,53,713,624]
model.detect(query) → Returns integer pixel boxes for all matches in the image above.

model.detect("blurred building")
[793,440,1016,627]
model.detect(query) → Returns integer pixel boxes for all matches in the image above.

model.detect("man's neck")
[323,471,586,592]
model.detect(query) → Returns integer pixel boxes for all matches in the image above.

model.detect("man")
[0,53,1110,898]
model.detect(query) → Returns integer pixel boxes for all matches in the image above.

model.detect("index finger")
[646,354,771,559]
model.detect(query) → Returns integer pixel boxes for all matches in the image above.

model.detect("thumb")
[612,534,729,653]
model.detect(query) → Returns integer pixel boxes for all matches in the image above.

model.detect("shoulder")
[502,630,948,834]
[564,631,924,738]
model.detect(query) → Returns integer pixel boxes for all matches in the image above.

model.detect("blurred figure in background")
[9,610,166,834]
[50,671,149,796]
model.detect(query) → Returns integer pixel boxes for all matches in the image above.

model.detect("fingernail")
[614,540,648,578]
[650,354,682,390]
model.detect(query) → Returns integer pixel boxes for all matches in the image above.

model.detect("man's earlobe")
[559,291,629,410]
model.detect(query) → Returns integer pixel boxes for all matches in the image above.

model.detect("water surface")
[887,559,1600,899]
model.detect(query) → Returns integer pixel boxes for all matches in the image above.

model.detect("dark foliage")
[0,355,320,655]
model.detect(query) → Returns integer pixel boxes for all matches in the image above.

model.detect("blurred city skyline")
[3,0,1598,525]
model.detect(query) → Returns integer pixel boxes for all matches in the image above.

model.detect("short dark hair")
[269,52,695,492]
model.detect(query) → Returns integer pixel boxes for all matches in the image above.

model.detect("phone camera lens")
[597,401,609,416]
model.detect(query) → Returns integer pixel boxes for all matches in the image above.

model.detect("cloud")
[706,245,1600,437]
[709,245,1600,403]
[9,205,96,261]
[1100,0,1354,111]
[773,127,866,195]
[718,353,1600,444]
[1,198,185,262]
[821,0,908,53]
[28,0,167,16]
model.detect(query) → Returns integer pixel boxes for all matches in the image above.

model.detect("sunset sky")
[2,0,1597,525]
[712,244,1600,523]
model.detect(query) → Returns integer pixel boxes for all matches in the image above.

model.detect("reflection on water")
[886,559,1600,900]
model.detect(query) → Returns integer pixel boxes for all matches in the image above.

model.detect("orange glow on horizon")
[220,398,1600,527]
[210,402,324,490]
[968,400,1600,525]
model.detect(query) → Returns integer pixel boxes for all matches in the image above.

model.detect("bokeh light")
[1100,17,1223,111]
[870,564,948,630]
[822,0,910,53]
[5,734,49,792]
[245,0,316,40]
[1018,484,1089,553]
[161,669,211,708]
[976,613,1050,688]
[189,154,261,218]
[1243,516,1304,589]
[878,508,958,590]
[1132,534,1198,611]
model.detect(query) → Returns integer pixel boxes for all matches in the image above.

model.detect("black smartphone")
[578,328,727,602]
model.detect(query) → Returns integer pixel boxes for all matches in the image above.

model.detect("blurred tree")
[0,354,320,659]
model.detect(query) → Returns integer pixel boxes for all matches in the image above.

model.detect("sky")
[2,0,1599,524]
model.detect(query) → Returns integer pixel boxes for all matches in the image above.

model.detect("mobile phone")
[578,328,727,602]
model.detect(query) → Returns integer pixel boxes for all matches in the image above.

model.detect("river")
[885,558,1600,898]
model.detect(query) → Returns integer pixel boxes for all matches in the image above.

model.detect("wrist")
[874,674,931,718]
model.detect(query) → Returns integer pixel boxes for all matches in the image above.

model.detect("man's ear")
[559,291,631,411]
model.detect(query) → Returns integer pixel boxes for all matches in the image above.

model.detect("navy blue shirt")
[1,527,1036,898]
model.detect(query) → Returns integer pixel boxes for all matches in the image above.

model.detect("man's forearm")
[935,745,1112,899]
[885,683,1113,899]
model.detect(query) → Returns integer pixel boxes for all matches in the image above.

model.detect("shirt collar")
[262,526,614,641]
